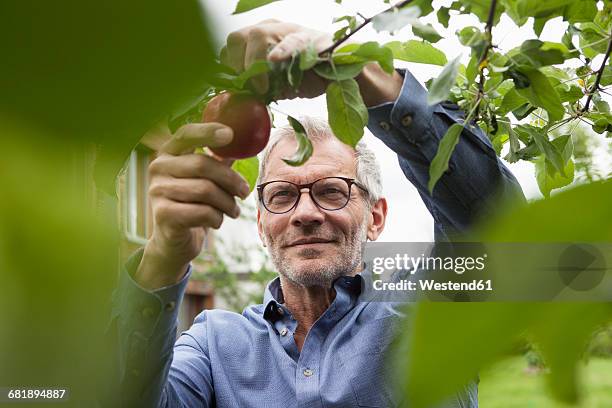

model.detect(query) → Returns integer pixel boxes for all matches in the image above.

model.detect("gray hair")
[257,116,383,206]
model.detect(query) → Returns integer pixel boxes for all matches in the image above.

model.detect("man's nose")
[290,189,325,227]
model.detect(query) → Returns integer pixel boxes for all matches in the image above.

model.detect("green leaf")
[457,26,484,47]
[385,40,447,66]
[372,6,421,33]
[299,43,319,71]
[600,65,612,86]
[512,103,536,120]
[410,0,434,16]
[233,60,271,89]
[563,0,598,23]
[412,23,442,43]
[515,69,564,122]
[428,123,463,193]
[332,15,358,42]
[286,53,303,90]
[509,40,575,68]
[437,7,451,28]
[282,116,313,166]
[551,134,573,163]
[465,54,479,84]
[232,156,259,192]
[326,79,368,147]
[334,42,394,73]
[500,88,528,115]
[578,23,608,58]
[506,121,521,163]
[535,155,575,197]
[533,16,548,37]
[427,55,462,105]
[516,125,566,174]
[456,26,487,58]
[314,62,365,81]
[233,0,280,14]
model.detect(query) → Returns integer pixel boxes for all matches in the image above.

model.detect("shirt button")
[141,307,155,318]
[303,368,314,377]
[280,328,288,336]
[379,121,391,131]
[165,301,176,312]
[401,114,413,127]
[277,307,284,316]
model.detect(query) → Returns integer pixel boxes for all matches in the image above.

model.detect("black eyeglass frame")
[256,176,369,214]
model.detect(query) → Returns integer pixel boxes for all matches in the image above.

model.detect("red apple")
[202,92,271,159]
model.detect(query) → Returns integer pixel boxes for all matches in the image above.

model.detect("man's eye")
[270,190,296,201]
[320,188,344,196]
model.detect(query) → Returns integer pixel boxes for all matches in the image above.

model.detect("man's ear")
[367,197,387,241]
[256,206,266,247]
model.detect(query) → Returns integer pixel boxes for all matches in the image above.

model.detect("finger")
[156,200,225,230]
[269,30,332,62]
[244,28,272,94]
[150,177,241,219]
[268,31,310,62]
[225,30,248,73]
[150,154,250,199]
[161,123,233,155]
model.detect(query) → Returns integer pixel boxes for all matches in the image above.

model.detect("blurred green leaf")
[398,180,612,407]
[372,6,421,33]
[1,0,217,194]
[232,156,260,192]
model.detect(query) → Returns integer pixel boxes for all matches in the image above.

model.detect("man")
[109,21,524,407]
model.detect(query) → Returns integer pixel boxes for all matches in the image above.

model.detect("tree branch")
[475,0,497,117]
[581,27,612,113]
[319,0,416,56]
[471,0,497,122]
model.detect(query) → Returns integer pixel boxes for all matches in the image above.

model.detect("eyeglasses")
[257,176,369,214]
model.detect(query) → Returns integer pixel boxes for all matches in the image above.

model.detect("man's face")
[257,136,371,288]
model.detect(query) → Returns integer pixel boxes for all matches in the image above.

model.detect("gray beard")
[268,221,368,288]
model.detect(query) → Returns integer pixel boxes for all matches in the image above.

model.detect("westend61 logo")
[371,253,488,275]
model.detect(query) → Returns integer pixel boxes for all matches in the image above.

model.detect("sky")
[200,0,610,255]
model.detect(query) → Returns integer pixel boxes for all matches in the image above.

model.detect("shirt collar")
[262,274,364,322]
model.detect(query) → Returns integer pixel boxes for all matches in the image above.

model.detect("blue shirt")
[107,70,524,407]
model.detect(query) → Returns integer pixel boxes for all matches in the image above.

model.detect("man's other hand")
[221,20,333,98]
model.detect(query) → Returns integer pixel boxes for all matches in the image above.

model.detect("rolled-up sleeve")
[367,69,525,241]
